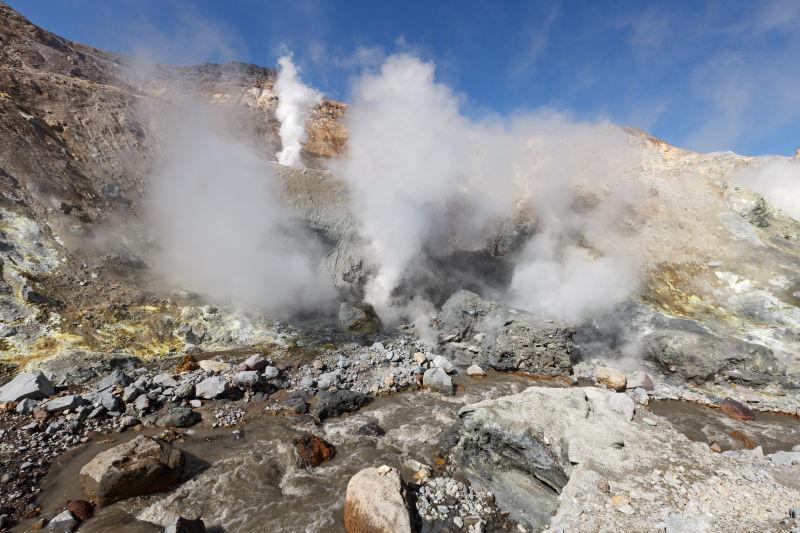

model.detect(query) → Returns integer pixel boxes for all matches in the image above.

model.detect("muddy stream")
[32,373,800,533]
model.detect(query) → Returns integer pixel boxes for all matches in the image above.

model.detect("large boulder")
[156,407,199,428]
[643,329,787,386]
[456,387,635,529]
[313,390,372,420]
[195,376,228,399]
[422,367,454,395]
[455,386,800,532]
[438,290,573,375]
[344,466,412,533]
[41,394,84,413]
[0,371,54,402]
[338,302,382,334]
[80,436,185,506]
[35,351,140,387]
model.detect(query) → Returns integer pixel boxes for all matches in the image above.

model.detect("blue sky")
[8,0,800,156]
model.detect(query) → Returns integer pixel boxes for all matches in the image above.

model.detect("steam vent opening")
[1,2,800,532]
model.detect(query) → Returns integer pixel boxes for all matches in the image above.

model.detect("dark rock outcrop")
[313,390,373,420]
[339,302,382,334]
[438,290,573,375]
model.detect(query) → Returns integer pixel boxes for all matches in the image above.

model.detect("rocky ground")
[0,291,797,532]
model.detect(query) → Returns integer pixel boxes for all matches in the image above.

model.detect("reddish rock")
[729,429,756,449]
[176,354,199,373]
[67,500,94,522]
[720,398,755,421]
[0,401,17,413]
[294,434,336,467]
[32,406,49,420]
[595,366,626,391]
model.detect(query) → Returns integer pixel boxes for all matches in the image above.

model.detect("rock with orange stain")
[294,433,336,467]
[344,466,411,533]
[720,398,755,421]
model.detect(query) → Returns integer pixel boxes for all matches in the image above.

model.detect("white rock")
[344,466,412,533]
[467,365,485,377]
[195,376,228,399]
[198,360,231,373]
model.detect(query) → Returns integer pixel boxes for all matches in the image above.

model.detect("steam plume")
[337,54,644,323]
[275,54,323,167]
[736,157,800,220]
[146,103,334,314]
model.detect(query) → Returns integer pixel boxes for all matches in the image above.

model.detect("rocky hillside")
[1,0,799,385]
[0,2,353,365]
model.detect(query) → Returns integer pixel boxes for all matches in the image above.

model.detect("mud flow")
[650,399,800,454]
[33,373,555,532]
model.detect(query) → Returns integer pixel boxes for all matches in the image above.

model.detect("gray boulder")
[96,390,123,412]
[643,329,786,386]
[195,376,228,399]
[456,388,639,529]
[36,351,140,388]
[233,371,261,389]
[0,371,54,402]
[156,407,199,428]
[47,510,79,532]
[152,374,179,389]
[338,302,382,334]
[96,369,132,391]
[173,382,195,399]
[42,395,84,413]
[423,367,454,396]
[263,366,280,380]
[121,385,139,402]
[16,398,38,414]
[439,290,573,375]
